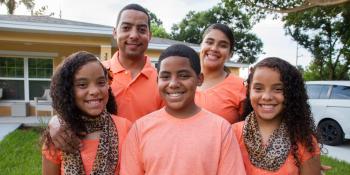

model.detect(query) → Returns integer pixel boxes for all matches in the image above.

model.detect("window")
[0,57,24,78]
[29,58,53,78]
[0,56,52,101]
[0,57,25,100]
[28,58,52,99]
[330,85,350,99]
[306,84,330,99]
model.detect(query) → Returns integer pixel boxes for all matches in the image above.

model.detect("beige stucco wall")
[0,30,240,116]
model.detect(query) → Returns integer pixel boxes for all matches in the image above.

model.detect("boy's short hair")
[157,44,201,75]
[116,3,151,29]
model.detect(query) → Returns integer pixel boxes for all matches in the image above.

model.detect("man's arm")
[48,116,81,153]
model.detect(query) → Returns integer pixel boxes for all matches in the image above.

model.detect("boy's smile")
[158,56,203,118]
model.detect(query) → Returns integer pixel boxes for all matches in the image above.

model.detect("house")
[0,15,248,116]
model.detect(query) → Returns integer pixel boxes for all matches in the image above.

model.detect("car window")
[330,85,350,99]
[319,85,330,99]
[307,85,324,99]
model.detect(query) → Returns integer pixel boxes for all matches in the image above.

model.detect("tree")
[283,3,350,80]
[171,3,263,64]
[31,5,54,16]
[0,0,34,14]
[151,22,171,39]
[225,0,350,80]
[225,0,350,13]
[145,9,171,39]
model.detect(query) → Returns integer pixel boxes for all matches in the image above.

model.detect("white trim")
[225,62,250,68]
[0,77,24,80]
[100,45,112,48]
[24,57,29,101]
[0,20,112,37]
[148,43,201,52]
[28,78,51,81]
[0,50,58,57]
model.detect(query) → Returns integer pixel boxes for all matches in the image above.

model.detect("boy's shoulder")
[134,108,164,124]
[200,109,232,126]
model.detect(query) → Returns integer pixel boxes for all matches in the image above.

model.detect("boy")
[120,44,246,175]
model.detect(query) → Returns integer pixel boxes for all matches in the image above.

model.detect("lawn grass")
[0,127,42,175]
[0,127,349,174]
[321,155,350,175]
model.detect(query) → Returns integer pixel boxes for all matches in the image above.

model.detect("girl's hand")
[321,164,332,175]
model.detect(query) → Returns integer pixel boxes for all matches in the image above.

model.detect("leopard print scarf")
[243,111,291,171]
[62,110,119,175]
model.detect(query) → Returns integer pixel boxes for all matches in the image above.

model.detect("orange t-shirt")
[42,115,131,175]
[195,74,246,124]
[120,108,246,175]
[232,121,320,175]
[103,52,163,123]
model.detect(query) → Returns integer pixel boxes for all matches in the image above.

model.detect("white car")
[306,81,350,146]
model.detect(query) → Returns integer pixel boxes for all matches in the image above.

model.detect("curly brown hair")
[50,51,116,134]
[241,57,318,168]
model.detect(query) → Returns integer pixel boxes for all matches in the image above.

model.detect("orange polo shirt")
[42,115,132,175]
[121,108,246,175]
[195,74,246,124]
[232,121,320,175]
[103,52,163,122]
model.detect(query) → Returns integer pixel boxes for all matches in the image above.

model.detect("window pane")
[319,85,330,99]
[306,85,324,99]
[28,58,53,78]
[0,57,24,78]
[29,80,51,100]
[0,80,24,100]
[330,85,350,99]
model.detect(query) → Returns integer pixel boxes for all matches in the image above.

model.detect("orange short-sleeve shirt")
[195,74,246,124]
[42,115,131,175]
[121,108,246,175]
[103,52,163,123]
[232,121,320,175]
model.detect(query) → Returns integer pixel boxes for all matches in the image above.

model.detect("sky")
[0,0,312,67]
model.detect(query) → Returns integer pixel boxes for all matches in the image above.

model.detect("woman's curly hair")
[241,57,318,168]
[50,51,117,134]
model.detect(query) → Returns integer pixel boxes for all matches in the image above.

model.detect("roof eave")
[0,20,112,37]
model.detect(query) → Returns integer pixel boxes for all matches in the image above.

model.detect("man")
[49,4,163,152]
[103,3,163,123]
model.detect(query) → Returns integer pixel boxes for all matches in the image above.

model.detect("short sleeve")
[299,136,320,164]
[120,123,144,175]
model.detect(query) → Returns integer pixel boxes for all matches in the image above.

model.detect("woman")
[196,23,246,124]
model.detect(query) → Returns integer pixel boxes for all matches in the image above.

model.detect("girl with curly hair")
[232,57,321,174]
[42,51,131,175]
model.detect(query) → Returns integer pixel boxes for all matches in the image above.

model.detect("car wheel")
[318,120,344,146]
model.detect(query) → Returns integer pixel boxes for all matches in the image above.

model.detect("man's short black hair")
[116,3,151,30]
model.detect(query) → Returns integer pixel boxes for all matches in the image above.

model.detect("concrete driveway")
[0,123,21,141]
[322,140,350,163]
[0,116,51,142]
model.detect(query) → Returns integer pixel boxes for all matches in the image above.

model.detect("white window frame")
[0,50,57,102]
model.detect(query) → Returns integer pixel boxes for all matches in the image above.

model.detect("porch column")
[100,45,112,61]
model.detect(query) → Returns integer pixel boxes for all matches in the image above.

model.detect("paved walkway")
[0,123,21,141]
[0,116,51,141]
[323,140,350,163]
